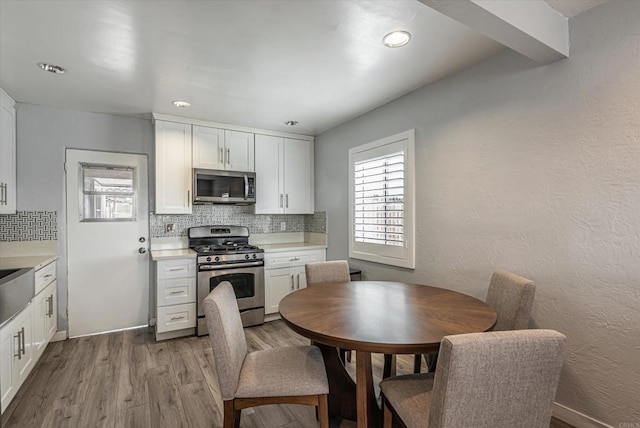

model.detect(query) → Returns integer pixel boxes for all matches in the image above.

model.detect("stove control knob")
[206,257,211,262]
[245,254,250,260]
[252,254,257,259]
[215,256,220,262]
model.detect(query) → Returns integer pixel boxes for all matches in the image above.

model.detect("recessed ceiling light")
[172,100,191,108]
[37,63,66,74]
[382,30,411,48]
[284,121,298,126]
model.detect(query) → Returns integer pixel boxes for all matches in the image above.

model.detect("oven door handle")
[199,261,264,271]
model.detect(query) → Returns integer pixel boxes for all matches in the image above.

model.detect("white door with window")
[66,149,149,337]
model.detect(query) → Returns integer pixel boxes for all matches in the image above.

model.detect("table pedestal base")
[317,344,381,428]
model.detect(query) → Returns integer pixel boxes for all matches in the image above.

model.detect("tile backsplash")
[0,211,58,241]
[150,205,326,237]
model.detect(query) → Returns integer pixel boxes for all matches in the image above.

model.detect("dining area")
[204,260,568,428]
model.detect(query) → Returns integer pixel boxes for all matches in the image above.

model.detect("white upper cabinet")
[255,134,314,214]
[155,120,192,214]
[193,126,254,172]
[0,89,16,214]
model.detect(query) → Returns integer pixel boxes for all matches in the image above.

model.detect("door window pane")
[80,164,136,221]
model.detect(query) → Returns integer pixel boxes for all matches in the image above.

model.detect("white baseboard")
[51,331,67,342]
[553,403,614,428]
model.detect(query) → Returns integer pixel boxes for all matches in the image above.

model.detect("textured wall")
[315,1,639,425]
[15,104,154,331]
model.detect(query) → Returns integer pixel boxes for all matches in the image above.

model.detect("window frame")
[348,129,415,269]
[78,163,137,222]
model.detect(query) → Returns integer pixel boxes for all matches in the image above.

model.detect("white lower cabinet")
[155,258,196,340]
[264,249,325,315]
[1,259,58,414]
[34,280,57,359]
[1,302,35,414]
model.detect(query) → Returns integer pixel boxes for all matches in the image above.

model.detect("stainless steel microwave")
[193,169,256,204]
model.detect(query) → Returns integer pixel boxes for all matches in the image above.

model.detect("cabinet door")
[265,268,295,314]
[33,288,48,358]
[46,281,58,342]
[0,90,16,215]
[193,125,224,170]
[12,305,34,387]
[293,266,307,290]
[0,318,18,413]
[254,134,283,214]
[155,120,192,214]
[224,130,254,172]
[283,138,314,214]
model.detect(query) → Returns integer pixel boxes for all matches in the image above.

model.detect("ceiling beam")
[419,0,569,64]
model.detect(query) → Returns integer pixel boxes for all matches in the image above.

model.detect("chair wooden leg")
[427,352,439,373]
[383,398,393,428]
[223,400,237,428]
[383,354,396,378]
[413,354,422,373]
[346,350,352,362]
[318,394,329,428]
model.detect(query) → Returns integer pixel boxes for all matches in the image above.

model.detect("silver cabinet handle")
[14,331,21,360]
[170,316,185,321]
[280,194,283,208]
[168,267,184,271]
[1,183,6,205]
[289,257,300,261]
[44,274,53,278]
[286,194,289,208]
[169,290,183,295]
[226,148,230,165]
[46,296,51,317]
[291,275,295,291]
[187,190,191,208]
[219,147,224,164]
[296,273,300,289]
[20,327,26,355]
[49,295,54,318]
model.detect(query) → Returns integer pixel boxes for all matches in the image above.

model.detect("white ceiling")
[0,0,605,136]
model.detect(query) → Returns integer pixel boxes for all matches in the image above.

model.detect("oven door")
[197,265,265,316]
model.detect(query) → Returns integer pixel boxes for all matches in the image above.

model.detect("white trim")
[151,113,314,142]
[68,323,148,339]
[51,331,67,342]
[552,403,614,428]
[348,129,415,269]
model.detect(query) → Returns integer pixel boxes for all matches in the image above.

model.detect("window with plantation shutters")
[349,130,415,269]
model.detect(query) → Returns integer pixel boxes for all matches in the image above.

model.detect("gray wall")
[16,103,153,331]
[315,1,639,425]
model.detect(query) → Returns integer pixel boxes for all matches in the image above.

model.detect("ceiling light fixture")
[382,30,411,48]
[37,63,66,74]
[172,100,191,108]
[284,120,298,126]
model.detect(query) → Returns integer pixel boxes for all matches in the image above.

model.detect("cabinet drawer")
[157,259,196,279]
[35,262,56,295]
[265,249,324,269]
[156,303,196,333]
[157,277,196,307]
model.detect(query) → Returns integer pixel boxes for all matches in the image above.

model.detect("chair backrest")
[305,260,350,286]
[428,329,567,428]
[203,281,248,401]
[485,270,536,331]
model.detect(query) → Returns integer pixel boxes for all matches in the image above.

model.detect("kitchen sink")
[0,268,35,327]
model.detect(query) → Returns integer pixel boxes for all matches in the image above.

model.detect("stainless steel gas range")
[189,225,264,336]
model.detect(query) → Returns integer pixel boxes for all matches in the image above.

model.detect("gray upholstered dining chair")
[381,329,567,428]
[203,282,329,428]
[305,260,353,363]
[305,260,351,286]
[414,269,536,373]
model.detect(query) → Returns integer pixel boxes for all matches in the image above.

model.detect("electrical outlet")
[280,222,286,231]
[165,223,176,233]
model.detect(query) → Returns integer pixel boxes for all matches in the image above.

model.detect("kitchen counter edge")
[0,254,57,271]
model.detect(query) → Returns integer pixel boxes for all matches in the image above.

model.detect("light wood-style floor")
[1,320,574,428]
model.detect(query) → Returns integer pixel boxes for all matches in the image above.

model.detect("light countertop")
[260,242,327,253]
[151,248,197,261]
[0,255,57,271]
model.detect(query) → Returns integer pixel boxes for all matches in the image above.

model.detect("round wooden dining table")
[279,280,497,428]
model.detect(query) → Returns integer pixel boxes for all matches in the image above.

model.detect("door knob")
[138,247,147,254]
